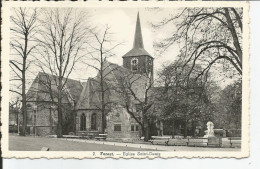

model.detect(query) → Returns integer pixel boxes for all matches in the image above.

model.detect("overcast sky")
[9,7,181,100]
[70,7,179,81]
[9,7,238,100]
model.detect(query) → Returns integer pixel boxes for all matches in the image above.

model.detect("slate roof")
[122,48,152,58]
[65,77,83,102]
[76,60,149,109]
[75,78,102,110]
[27,72,83,104]
[102,61,149,101]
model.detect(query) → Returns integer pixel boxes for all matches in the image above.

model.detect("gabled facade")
[25,72,83,136]
[74,12,154,140]
[24,12,156,139]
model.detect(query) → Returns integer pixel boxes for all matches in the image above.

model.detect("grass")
[9,135,155,151]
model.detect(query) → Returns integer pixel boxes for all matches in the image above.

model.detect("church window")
[135,104,141,112]
[91,113,97,130]
[136,125,139,131]
[148,58,152,65]
[131,125,135,131]
[148,58,153,72]
[80,113,86,131]
[114,124,121,131]
[131,58,138,72]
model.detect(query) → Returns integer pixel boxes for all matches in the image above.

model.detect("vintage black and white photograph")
[1,1,249,158]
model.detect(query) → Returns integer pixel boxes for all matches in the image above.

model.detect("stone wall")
[36,126,56,136]
[76,110,102,133]
[26,101,73,136]
[106,106,140,140]
[123,55,153,76]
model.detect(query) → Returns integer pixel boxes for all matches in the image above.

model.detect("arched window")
[80,114,86,131]
[91,113,97,130]
[131,58,138,72]
[148,58,153,72]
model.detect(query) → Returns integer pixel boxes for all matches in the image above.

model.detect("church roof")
[76,60,150,109]
[122,48,152,58]
[102,60,149,101]
[75,78,103,110]
[27,72,83,104]
[122,12,153,58]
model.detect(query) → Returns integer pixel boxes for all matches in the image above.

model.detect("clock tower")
[122,12,154,79]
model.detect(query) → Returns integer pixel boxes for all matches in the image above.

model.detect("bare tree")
[35,8,90,138]
[153,8,243,81]
[83,25,123,134]
[9,7,38,136]
[115,72,157,141]
[9,96,22,133]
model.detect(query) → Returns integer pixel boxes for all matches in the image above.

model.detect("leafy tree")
[213,80,242,129]
[153,7,243,81]
[157,61,215,137]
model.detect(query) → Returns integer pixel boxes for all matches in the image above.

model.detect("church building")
[24,12,157,140]
[75,12,154,140]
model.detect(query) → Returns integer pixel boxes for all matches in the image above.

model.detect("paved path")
[9,135,154,151]
[63,138,240,151]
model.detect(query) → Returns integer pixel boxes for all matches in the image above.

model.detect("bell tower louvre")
[122,12,154,79]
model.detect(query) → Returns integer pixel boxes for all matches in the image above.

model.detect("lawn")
[9,135,154,151]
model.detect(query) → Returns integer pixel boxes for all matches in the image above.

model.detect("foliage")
[213,80,242,129]
[153,8,243,81]
[157,61,217,136]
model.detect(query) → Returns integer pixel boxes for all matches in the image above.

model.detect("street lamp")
[33,104,37,136]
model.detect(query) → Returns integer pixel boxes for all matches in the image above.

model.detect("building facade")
[22,12,159,139]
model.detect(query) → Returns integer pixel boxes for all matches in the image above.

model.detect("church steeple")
[122,12,154,79]
[133,12,144,49]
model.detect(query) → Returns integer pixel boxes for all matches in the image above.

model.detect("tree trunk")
[224,8,243,67]
[172,120,175,138]
[73,109,76,134]
[57,94,63,138]
[57,71,63,138]
[100,52,106,134]
[16,110,19,134]
[21,57,27,136]
[143,116,151,141]
[184,120,188,138]
[101,109,106,134]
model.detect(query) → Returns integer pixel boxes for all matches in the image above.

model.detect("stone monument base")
[208,137,220,145]
[203,136,221,146]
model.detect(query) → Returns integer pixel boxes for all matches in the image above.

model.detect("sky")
[69,7,179,82]
[9,7,181,101]
[9,7,238,101]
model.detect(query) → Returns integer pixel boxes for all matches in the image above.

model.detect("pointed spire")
[133,12,144,49]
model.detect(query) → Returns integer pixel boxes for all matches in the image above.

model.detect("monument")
[204,121,215,138]
[203,121,221,146]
